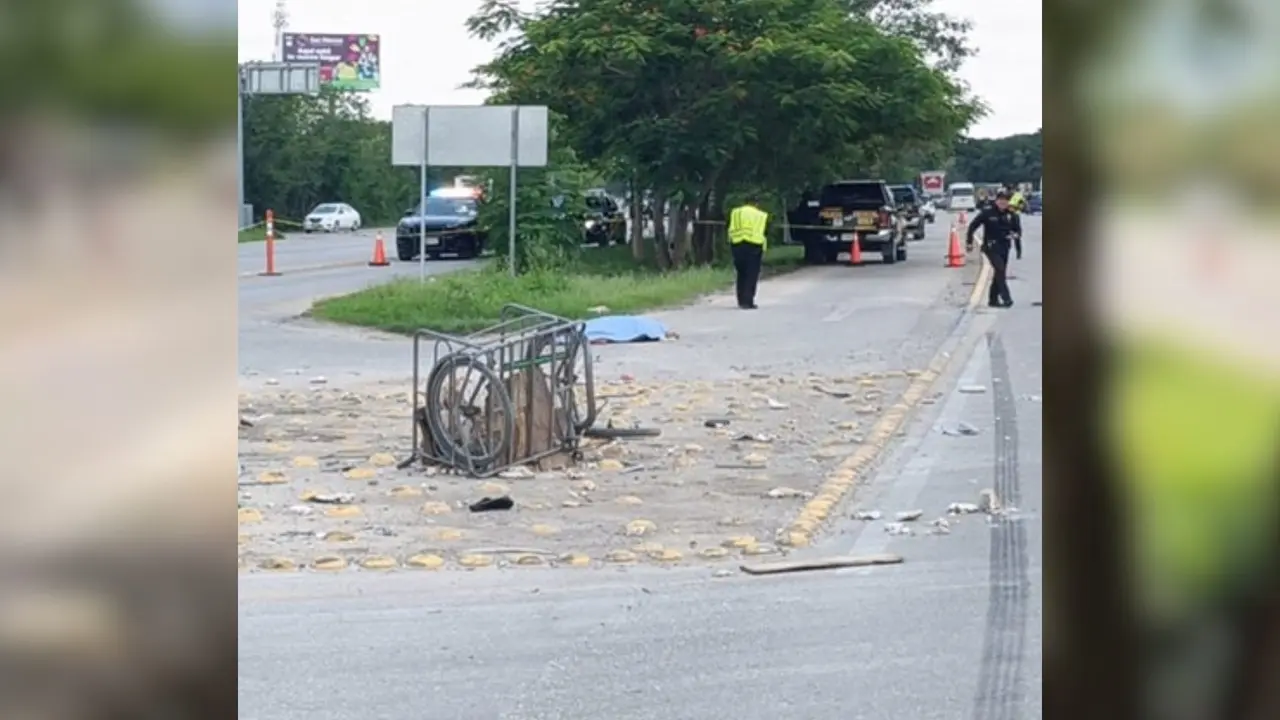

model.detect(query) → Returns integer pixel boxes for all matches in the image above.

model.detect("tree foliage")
[466,0,981,267]
[242,90,419,224]
[949,129,1043,185]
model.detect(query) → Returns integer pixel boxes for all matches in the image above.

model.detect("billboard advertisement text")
[281,33,380,91]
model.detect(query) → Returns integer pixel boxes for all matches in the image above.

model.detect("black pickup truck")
[798,180,908,265]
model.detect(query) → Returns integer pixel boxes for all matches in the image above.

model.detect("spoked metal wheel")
[526,329,596,435]
[423,353,514,474]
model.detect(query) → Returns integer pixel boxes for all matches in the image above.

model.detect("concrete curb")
[776,254,993,548]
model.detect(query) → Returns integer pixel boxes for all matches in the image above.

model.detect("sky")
[237,0,1042,139]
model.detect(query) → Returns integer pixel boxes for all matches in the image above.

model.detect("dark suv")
[800,180,907,265]
[583,191,626,246]
[888,185,927,240]
[396,193,485,261]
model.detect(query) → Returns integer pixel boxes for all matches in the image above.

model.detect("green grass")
[312,243,804,334]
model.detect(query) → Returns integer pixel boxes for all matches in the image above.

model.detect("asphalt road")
[238,214,1042,719]
[237,228,480,381]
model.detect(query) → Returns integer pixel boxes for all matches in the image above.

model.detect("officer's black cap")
[996,190,1011,199]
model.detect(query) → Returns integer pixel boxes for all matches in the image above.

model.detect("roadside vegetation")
[312,244,803,334]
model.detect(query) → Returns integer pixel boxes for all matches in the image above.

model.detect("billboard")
[920,170,946,195]
[281,33,380,91]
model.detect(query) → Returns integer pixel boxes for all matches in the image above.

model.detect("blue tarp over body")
[583,315,667,344]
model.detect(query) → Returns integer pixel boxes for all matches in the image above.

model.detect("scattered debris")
[1021,394,1042,403]
[463,547,556,556]
[310,376,328,385]
[704,418,731,428]
[852,509,882,521]
[947,502,981,515]
[764,397,789,410]
[740,553,903,576]
[930,518,952,535]
[894,509,924,522]
[712,569,735,578]
[498,466,535,480]
[469,496,515,513]
[766,487,811,500]
[979,489,1002,514]
[812,386,852,399]
[304,492,354,505]
[959,385,987,394]
[734,433,774,443]
[942,421,981,437]
[240,416,254,428]
[883,522,913,536]
[587,305,610,315]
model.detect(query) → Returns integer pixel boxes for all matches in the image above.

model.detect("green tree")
[466,0,980,268]
[242,89,419,225]
[950,129,1043,185]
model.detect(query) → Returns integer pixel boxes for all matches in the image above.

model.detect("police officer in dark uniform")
[966,189,1022,307]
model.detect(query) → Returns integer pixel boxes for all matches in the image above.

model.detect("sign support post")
[508,107,520,277]
[419,109,429,282]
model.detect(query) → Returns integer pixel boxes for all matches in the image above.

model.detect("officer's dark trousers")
[984,244,1013,306]
[731,241,764,307]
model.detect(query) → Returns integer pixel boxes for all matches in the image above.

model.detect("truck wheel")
[882,243,897,265]
[802,242,823,265]
[823,245,841,264]
[397,247,414,262]
[896,243,908,262]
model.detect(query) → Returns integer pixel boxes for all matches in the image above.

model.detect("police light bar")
[430,187,481,199]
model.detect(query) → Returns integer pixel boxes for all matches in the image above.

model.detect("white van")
[947,182,976,212]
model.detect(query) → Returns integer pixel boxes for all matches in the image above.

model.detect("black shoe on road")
[739,303,758,310]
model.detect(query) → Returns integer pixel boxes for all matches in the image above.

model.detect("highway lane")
[238,215,1043,719]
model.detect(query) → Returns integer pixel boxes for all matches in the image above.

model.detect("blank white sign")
[390,105,549,168]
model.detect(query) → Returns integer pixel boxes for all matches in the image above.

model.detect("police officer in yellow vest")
[727,197,769,310]
[1009,189,1027,213]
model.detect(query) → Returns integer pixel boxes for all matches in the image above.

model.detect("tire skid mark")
[971,332,1030,720]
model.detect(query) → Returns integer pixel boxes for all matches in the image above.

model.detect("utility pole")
[272,0,288,61]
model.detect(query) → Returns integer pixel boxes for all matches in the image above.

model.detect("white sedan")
[303,203,362,232]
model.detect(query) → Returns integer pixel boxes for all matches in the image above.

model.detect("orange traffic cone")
[368,232,390,267]
[849,234,862,265]
[945,227,965,268]
[958,210,967,226]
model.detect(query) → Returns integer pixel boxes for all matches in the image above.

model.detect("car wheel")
[397,247,414,262]
[803,242,823,265]
[881,240,898,265]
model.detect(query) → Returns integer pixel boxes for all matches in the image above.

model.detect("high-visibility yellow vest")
[1010,192,1025,211]
[728,205,769,248]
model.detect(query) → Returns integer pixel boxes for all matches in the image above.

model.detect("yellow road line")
[777,255,992,548]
